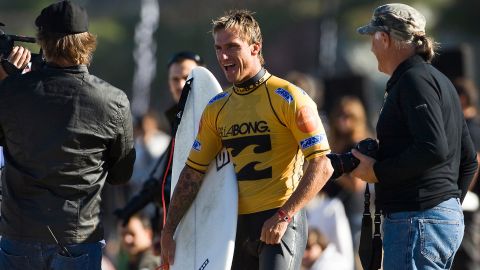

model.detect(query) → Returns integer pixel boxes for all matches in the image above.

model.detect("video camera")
[327,138,379,180]
[0,22,44,73]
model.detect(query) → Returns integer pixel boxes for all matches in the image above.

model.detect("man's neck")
[385,48,415,76]
[234,67,264,88]
[47,57,78,67]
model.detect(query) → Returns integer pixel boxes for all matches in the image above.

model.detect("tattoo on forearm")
[164,166,204,233]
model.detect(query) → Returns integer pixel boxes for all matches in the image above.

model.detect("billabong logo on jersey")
[219,121,270,137]
[192,140,202,151]
[300,134,326,149]
[208,92,229,105]
[275,88,293,103]
[216,148,231,171]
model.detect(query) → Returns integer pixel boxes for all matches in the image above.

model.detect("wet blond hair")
[212,9,264,65]
[37,31,97,65]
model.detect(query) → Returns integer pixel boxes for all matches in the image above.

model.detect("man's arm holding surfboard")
[160,165,204,265]
[260,156,334,245]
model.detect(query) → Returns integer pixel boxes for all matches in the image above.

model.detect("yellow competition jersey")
[186,69,330,214]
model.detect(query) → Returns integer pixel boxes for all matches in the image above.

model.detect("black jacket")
[0,64,135,243]
[373,55,477,213]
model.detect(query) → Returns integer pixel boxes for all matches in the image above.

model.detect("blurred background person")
[304,192,354,270]
[452,78,480,270]
[102,256,117,270]
[112,51,204,259]
[302,227,351,270]
[119,213,160,270]
[164,51,204,132]
[323,96,372,255]
[130,109,170,197]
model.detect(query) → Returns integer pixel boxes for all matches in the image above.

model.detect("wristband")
[277,209,292,223]
[1,59,22,75]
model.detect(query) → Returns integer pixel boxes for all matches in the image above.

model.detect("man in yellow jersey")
[160,10,334,270]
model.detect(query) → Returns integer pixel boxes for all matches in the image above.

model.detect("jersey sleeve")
[277,85,330,160]
[185,104,223,172]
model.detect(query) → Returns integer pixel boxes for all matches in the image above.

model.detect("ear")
[251,42,261,56]
[374,32,390,48]
[380,32,391,49]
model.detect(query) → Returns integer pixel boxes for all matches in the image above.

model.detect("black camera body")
[0,28,36,58]
[327,138,379,180]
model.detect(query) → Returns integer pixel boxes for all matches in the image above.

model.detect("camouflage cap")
[357,3,426,41]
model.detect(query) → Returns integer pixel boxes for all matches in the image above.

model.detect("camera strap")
[359,184,383,270]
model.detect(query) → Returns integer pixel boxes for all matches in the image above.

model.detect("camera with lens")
[327,138,379,180]
[0,22,44,74]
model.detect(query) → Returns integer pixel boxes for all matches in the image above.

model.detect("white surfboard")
[170,66,237,270]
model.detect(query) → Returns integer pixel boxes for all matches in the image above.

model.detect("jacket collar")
[45,63,89,74]
[233,68,270,95]
[386,55,425,93]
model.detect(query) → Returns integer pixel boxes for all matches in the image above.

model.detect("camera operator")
[0,1,135,269]
[352,4,478,269]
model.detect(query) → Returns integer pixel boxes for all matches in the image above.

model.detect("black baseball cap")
[35,0,88,34]
[167,51,204,68]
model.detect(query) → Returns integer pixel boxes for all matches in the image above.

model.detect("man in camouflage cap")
[357,3,426,42]
[351,3,477,270]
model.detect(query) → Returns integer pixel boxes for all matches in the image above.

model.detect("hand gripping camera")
[0,22,44,74]
[327,138,379,180]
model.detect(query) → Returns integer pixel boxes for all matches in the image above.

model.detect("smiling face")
[213,27,262,84]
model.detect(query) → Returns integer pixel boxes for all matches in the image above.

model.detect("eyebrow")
[215,41,241,48]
